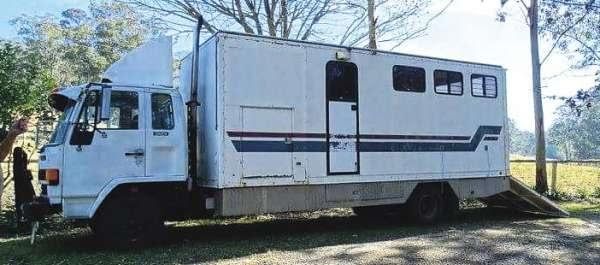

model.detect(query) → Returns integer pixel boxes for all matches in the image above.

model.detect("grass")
[0,202,598,265]
[510,162,600,199]
[0,162,599,264]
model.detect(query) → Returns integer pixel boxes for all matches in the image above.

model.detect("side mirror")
[100,86,111,121]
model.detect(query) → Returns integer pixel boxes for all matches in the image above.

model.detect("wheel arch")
[88,176,187,219]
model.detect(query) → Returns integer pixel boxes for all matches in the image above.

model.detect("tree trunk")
[529,0,548,193]
[367,0,377,49]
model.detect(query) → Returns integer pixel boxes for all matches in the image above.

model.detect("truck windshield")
[47,102,75,145]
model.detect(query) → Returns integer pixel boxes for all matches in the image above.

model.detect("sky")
[0,0,597,132]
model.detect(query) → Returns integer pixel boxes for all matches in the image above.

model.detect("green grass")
[511,162,600,199]
[0,162,599,264]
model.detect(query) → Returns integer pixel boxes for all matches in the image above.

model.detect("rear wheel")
[408,185,444,224]
[91,193,164,247]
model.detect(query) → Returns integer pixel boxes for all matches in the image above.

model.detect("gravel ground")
[1,205,599,265]
[204,209,600,265]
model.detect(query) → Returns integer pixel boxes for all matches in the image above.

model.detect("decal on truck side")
[228,126,502,153]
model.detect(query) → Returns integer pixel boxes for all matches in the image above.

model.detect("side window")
[393,65,426,93]
[99,91,139,130]
[151,93,175,130]
[326,61,358,101]
[471,74,497,98]
[434,70,463,95]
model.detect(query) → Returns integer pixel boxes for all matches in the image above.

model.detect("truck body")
[177,32,509,216]
[32,31,567,245]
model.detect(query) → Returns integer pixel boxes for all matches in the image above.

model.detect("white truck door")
[145,90,185,178]
[326,61,359,175]
[62,88,145,203]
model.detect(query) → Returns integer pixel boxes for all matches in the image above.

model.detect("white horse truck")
[25,19,567,245]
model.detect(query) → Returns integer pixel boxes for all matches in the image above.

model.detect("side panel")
[240,106,293,178]
[221,34,308,187]
[216,176,509,216]
[215,33,507,188]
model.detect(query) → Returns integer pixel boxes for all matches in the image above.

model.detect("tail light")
[45,169,60,186]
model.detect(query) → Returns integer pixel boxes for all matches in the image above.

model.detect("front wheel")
[91,193,164,247]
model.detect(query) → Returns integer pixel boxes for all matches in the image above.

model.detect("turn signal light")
[45,169,60,186]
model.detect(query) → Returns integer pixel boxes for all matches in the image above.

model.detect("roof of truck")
[203,31,504,70]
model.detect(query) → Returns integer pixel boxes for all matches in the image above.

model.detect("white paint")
[103,37,174,88]
[189,32,508,189]
[328,101,358,173]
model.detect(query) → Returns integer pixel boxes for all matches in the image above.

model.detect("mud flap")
[481,176,569,217]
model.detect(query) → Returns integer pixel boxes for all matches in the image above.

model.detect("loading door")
[326,61,359,175]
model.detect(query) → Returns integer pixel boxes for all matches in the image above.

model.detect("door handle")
[125,151,144,157]
[351,104,358,111]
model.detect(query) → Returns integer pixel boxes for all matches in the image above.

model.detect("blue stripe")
[231,126,502,153]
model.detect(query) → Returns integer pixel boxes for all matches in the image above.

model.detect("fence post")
[551,161,558,194]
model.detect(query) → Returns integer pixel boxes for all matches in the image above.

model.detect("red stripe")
[226,131,472,141]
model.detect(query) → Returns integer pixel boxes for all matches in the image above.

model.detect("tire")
[443,191,460,220]
[91,192,164,247]
[407,185,444,224]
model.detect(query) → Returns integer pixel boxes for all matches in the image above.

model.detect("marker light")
[45,169,60,186]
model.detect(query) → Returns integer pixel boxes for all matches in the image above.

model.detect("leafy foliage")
[10,1,158,86]
[1,1,159,141]
[0,41,55,132]
[540,0,600,110]
[549,103,600,159]
[508,118,536,157]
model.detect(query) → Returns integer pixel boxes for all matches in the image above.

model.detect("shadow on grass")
[5,207,588,265]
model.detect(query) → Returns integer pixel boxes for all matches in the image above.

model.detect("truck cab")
[40,83,187,219]
[25,37,199,245]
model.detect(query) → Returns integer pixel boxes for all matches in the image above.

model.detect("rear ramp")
[481,176,569,217]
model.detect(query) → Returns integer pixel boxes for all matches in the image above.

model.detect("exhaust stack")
[187,16,203,185]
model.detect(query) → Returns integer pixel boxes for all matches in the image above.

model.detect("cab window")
[151,93,174,130]
[99,91,139,130]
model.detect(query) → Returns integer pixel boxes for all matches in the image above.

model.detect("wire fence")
[510,159,600,199]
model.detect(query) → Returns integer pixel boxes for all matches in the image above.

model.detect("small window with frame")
[434,70,463,96]
[151,93,175,130]
[471,74,497,98]
[393,65,426,93]
[98,91,139,130]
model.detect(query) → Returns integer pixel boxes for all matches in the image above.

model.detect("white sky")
[395,0,597,132]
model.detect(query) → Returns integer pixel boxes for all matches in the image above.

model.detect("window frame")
[325,60,359,102]
[151,93,175,130]
[100,90,140,130]
[392,65,426,93]
[470,74,498,99]
[433,69,464,96]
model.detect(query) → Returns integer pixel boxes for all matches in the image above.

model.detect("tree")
[498,0,549,192]
[0,41,55,133]
[549,103,600,159]
[11,1,159,85]
[121,0,448,49]
[542,1,600,112]
[508,118,536,157]
[497,0,599,192]
[119,0,340,40]
[339,0,453,49]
